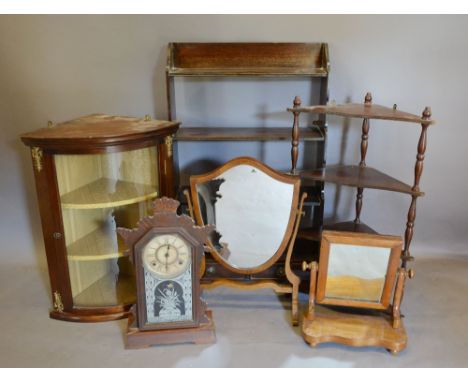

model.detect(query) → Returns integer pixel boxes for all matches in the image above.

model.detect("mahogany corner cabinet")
[20,114,180,322]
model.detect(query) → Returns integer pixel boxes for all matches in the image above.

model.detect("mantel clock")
[117,197,216,348]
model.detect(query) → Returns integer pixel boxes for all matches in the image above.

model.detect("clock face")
[141,233,194,324]
[142,234,191,279]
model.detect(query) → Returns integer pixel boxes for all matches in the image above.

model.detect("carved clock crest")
[117,197,216,348]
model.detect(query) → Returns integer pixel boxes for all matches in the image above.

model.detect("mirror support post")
[183,188,206,276]
[303,261,318,320]
[285,192,307,325]
[183,189,195,221]
[392,268,407,329]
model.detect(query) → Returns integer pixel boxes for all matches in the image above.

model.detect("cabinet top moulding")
[21,114,180,153]
[167,42,330,77]
[288,103,435,125]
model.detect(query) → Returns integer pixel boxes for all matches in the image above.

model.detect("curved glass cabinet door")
[55,146,158,307]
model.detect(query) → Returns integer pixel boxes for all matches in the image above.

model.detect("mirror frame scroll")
[189,156,301,275]
[316,230,403,310]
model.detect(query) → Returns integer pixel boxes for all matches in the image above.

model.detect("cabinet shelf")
[73,272,136,307]
[67,225,127,261]
[298,221,378,242]
[60,177,158,209]
[176,127,324,142]
[300,165,424,197]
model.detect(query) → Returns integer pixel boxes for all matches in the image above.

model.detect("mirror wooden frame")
[302,230,408,353]
[317,230,403,310]
[187,156,306,325]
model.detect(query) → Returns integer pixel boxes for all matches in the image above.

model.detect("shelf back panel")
[168,43,329,76]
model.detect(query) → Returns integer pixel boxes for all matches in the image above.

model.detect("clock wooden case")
[117,197,216,347]
[20,114,179,322]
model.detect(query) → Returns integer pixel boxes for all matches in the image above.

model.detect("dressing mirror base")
[202,279,300,325]
[125,307,216,349]
[302,309,407,354]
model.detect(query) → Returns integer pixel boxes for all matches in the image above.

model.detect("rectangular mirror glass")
[325,243,390,303]
[316,230,403,310]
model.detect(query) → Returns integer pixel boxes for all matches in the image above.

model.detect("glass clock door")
[55,146,159,307]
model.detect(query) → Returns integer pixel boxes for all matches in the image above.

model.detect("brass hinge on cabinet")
[31,147,43,172]
[53,291,64,312]
[165,135,174,157]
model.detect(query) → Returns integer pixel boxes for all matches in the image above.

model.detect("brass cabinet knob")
[302,261,311,272]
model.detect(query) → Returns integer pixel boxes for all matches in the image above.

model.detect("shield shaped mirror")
[190,157,300,273]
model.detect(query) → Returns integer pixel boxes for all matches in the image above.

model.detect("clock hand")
[165,248,169,271]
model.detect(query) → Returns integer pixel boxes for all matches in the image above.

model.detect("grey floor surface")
[1,255,467,367]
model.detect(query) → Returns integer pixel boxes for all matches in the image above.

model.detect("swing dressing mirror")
[317,230,403,309]
[190,157,300,273]
[189,157,305,325]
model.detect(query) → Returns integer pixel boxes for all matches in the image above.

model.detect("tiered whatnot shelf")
[289,92,435,268]
[167,42,330,283]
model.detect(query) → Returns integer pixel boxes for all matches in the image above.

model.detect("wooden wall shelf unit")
[166,42,330,284]
[21,114,179,322]
[167,42,329,145]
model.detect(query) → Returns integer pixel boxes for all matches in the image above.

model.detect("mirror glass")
[325,243,390,302]
[196,164,294,269]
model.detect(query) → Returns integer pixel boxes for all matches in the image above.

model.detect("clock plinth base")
[302,309,407,354]
[125,307,216,348]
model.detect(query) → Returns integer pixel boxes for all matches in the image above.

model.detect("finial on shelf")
[364,92,372,105]
[144,114,151,121]
[47,121,53,128]
[293,96,301,108]
[422,107,432,120]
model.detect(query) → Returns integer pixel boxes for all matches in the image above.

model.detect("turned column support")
[354,187,364,224]
[413,107,432,192]
[354,92,372,224]
[402,196,417,267]
[402,107,431,268]
[290,96,301,174]
[359,92,372,167]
